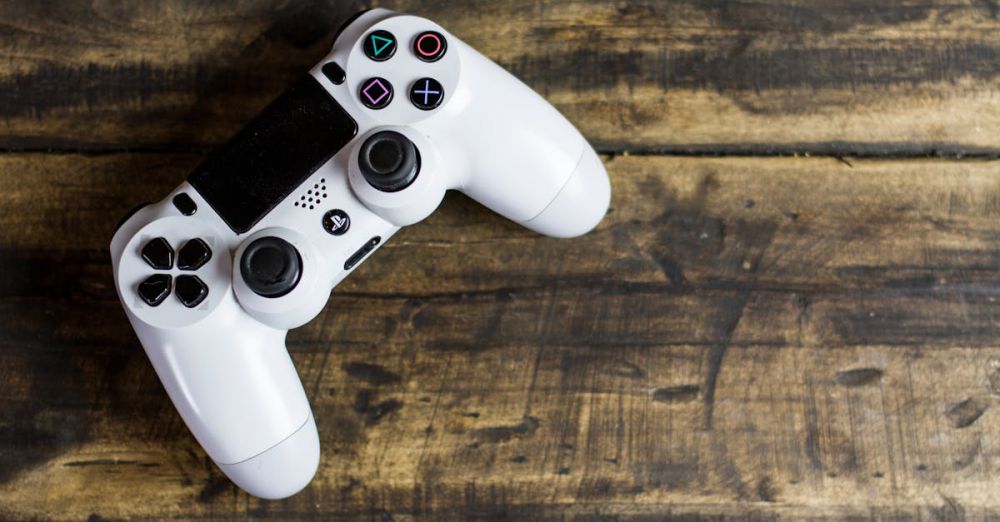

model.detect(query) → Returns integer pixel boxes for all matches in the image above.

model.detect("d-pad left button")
[141,237,174,270]
[138,274,172,307]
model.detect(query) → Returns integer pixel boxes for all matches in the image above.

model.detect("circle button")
[359,77,394,110]
[413,31,447,62]
[322,209,351,236]
[409,78,445,110]
[363,30,397,61]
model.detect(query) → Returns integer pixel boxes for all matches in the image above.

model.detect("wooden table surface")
[2,1,1000,520]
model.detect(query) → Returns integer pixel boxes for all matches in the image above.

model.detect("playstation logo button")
[359,77,393,109]
[363,30,397,61]
[322,209,351,235]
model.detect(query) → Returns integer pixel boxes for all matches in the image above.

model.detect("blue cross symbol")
[414,79,440,106]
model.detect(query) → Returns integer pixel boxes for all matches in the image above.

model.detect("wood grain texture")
[2,153,1000,519]
[4,0,1000,519]
[4,1,1000,154]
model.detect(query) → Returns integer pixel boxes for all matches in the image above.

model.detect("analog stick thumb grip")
[240,237,303,298]
[358,131,420,192]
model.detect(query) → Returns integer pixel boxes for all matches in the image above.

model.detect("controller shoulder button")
[177,238,213,271]
[138,274,172,307]
[141,237,174,270]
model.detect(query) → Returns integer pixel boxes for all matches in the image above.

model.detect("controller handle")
[128,299,319,499]
[447,39,610,238]
[110,212,319,499]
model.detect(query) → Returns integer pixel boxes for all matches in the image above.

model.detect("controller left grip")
[126,297,318,498]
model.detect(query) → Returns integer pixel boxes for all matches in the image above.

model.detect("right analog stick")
[240,237,302,298]
[358,131,420,192]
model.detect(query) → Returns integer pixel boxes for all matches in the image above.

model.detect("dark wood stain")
[197,474,233,504]
[756,476,779,503]
[62,460,159,468]
[472,416,540,444]
[835,368,885,387]
[342,362,402,386]
[944,398,989,429]
[651,385,700,404]
[352,390,403,427]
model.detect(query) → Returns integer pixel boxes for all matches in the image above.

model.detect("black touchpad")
[188,75,358,234]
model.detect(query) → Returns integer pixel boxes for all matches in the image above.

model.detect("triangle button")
[364,30,397,61]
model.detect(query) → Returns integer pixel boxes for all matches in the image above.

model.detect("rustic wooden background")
[2,0,1000,520]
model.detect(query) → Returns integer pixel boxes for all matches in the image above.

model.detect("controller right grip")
[448,39,610,237]
[519,144,610,237]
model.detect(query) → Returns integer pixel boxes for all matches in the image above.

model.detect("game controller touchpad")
[188,75,358,234]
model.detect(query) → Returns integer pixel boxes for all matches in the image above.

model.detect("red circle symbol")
[416,33,441,57]
[413,31,446,61]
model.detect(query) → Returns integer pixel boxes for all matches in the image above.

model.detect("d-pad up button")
[178,238,212,271]
[138,274,172,307]
[141,237,174,270]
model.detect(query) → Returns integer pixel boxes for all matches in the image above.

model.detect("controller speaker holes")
[293,180,329,210]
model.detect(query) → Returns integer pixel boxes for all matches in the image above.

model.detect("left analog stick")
[240,237,302,298]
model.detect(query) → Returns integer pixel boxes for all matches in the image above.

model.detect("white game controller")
[110,8,610,499]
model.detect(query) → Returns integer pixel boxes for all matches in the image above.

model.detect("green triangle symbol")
[370,35,393,56]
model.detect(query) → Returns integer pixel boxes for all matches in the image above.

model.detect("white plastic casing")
[111,8,610,500]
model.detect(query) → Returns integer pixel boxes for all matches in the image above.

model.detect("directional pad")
[138,274,172,307]
[175,275,209,308]
[141,237,174,270]
[177,238,212,271]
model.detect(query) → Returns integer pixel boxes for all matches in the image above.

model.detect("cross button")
[409,78,445,111]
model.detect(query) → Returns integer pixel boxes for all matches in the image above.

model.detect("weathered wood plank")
[4,1,1000,153]
[1,153,1000,518]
